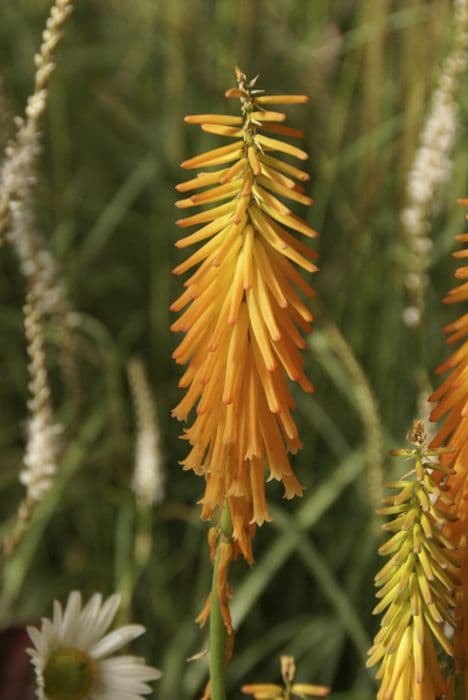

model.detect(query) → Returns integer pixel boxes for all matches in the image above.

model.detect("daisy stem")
[209,502,233,700]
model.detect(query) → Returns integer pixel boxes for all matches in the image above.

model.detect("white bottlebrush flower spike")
[400,0,468,327]
[127,358,165,507]
[27,591,161,700]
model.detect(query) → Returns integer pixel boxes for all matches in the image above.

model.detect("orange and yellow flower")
[171,69,317,561]
[429,198,468,678]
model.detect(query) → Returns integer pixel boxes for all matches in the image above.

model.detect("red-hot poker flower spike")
[171,69,317,561]
[429,198,468,677]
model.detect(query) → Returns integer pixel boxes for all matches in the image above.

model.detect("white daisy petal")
[52,599,63,633]
[61,591,82,645]
[90,593,122,640]
[40,617,58,648]
[89,625,145,659]
[27,625,46,655]
[75,593,104,648]
[99,656,161,681]
[98,677,154,694]
[80,593,102,624]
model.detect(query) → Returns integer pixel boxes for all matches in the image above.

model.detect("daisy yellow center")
[43,647,96,700]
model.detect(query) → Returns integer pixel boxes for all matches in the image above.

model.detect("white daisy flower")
[27,591,161,700]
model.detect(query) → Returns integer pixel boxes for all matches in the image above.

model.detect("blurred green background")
[0,1,467,698]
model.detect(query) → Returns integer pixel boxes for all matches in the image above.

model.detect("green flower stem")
[209,502,233,700]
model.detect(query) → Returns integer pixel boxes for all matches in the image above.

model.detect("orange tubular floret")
[201,124,244,138]
[181,141,244,169]
[256,134,309,161]
[430,199,468,675]
[250,111,286,122]
[255,95,309,105]
[172,68,317,559]
[185,114,242,125]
